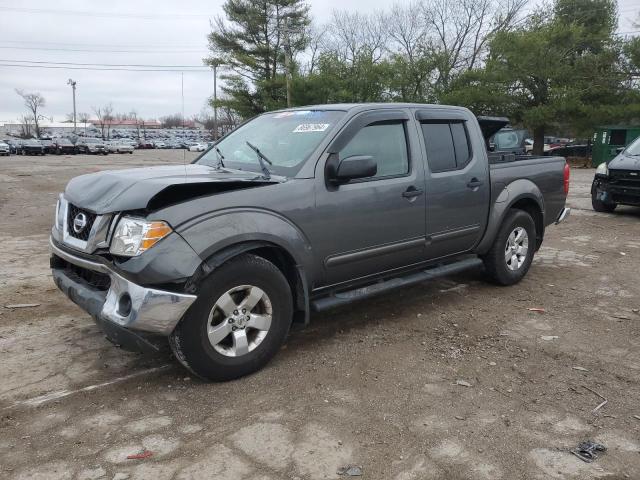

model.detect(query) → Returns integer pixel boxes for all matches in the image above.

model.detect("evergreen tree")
[207,0,310,118]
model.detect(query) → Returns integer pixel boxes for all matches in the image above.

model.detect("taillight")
[563,163,570,195]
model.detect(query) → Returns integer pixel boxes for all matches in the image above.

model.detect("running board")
[311,257,483,312]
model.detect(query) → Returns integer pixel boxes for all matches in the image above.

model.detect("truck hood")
[608,151,640,171]
[64,164,283,213]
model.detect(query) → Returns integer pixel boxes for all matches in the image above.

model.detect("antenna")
[181,71,186,178]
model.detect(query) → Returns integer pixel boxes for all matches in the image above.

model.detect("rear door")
[310,109,427,286]
[416,109,490,260]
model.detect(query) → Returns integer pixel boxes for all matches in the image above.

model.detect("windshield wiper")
[214,146,226,169]
[245,141,273,179]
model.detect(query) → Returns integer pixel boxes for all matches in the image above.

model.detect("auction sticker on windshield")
[293,123,330,133]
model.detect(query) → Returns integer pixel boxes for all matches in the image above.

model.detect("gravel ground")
[0,151,639,480]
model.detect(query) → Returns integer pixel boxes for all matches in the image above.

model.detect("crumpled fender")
[176,207,314,274]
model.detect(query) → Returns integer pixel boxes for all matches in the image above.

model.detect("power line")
[0,59,208,68]
[0,45,207,54]
[0,39,205,48]
[0,63,211,72]
[0,6,215,20]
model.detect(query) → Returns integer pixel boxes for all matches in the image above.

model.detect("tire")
[170,254,293,381]
[482,209,536,286]
[591,190,616,213]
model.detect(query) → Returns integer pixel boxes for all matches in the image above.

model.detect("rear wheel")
[482,209,536,286]
[170,254,292,381]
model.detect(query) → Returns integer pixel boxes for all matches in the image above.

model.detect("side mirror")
[488,142,497,152]
[327,154,377,184]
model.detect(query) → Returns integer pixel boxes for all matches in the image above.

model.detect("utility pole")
[283,17,292,108]
[67,79,77,133]
[210,61,220,141]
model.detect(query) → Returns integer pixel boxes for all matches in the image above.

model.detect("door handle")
[402,186,424,198]
[467,178,483,189]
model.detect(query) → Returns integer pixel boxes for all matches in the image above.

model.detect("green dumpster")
[592,125,640,167]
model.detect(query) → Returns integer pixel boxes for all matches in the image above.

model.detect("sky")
[0,0,638,123]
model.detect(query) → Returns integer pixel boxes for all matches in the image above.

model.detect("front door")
[310,110,427,287]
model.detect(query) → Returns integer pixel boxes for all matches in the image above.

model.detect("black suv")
[52,138,77,155]
[592,135,640,211]
[18,139,45,155]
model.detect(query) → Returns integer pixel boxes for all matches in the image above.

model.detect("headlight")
[109,217,172,257]
[595,162,608,176]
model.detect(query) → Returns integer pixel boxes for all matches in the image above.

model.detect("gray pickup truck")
[50,103,570,381]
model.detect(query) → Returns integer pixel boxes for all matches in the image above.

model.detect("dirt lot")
[1,151,639,480]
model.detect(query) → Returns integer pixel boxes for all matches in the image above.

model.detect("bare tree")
[15,89,46,138]
[327,10,389,65]
[421,0,527,89]
[92,103,114,139]
[218,104,241,135]
[78,112,90,135]
[18,114,34,138]
[301,24,329,75]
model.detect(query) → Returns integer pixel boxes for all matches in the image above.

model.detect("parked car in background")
[50,103,570,381]
[52,138,77,155]
[153,141,166,149]
[107,141,134,154]
[524,138,552,154]
[544,144,590,158]
[18,139,45,155]
[76,138,108,155]
[592,135,640,212]
[40,139,56,154]
[137,139,154,149]
[188,143,207,152]
[0,141,10,156]
[4,139,22,154]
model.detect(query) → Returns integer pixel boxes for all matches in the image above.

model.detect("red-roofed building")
[88,119,162,129]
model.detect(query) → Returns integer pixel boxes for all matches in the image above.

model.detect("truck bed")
[489,154,567,227]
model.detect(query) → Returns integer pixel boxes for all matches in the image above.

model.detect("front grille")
[67,204,97,241]
[610,170,640,187]
[52,255,111,291]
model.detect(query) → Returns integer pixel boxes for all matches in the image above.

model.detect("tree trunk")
[532,126,545,156]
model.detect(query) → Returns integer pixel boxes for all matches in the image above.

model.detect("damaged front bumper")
[50,237,196,352]
[592,174,640,206]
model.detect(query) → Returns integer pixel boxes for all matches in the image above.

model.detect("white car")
[0,141,10,156]
[188,143,207,152]
[107,141,134,154]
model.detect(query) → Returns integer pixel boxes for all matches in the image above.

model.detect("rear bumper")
[50,237,197,349]
[555,207,570,224]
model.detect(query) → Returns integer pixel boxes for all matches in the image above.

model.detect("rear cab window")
[421,121,472,173]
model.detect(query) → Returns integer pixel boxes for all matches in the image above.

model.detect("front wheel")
[591,187,616,213]
[170,254,293,381]
[482,209,536,286]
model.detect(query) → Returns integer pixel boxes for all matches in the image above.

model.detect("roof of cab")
[271,102,470,113]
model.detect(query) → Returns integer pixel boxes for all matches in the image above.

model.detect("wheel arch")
[476,180,545,255]
[188,240,310,327]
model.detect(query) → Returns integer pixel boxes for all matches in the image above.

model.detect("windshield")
[625,136,640,155]
[196,110,345,176]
